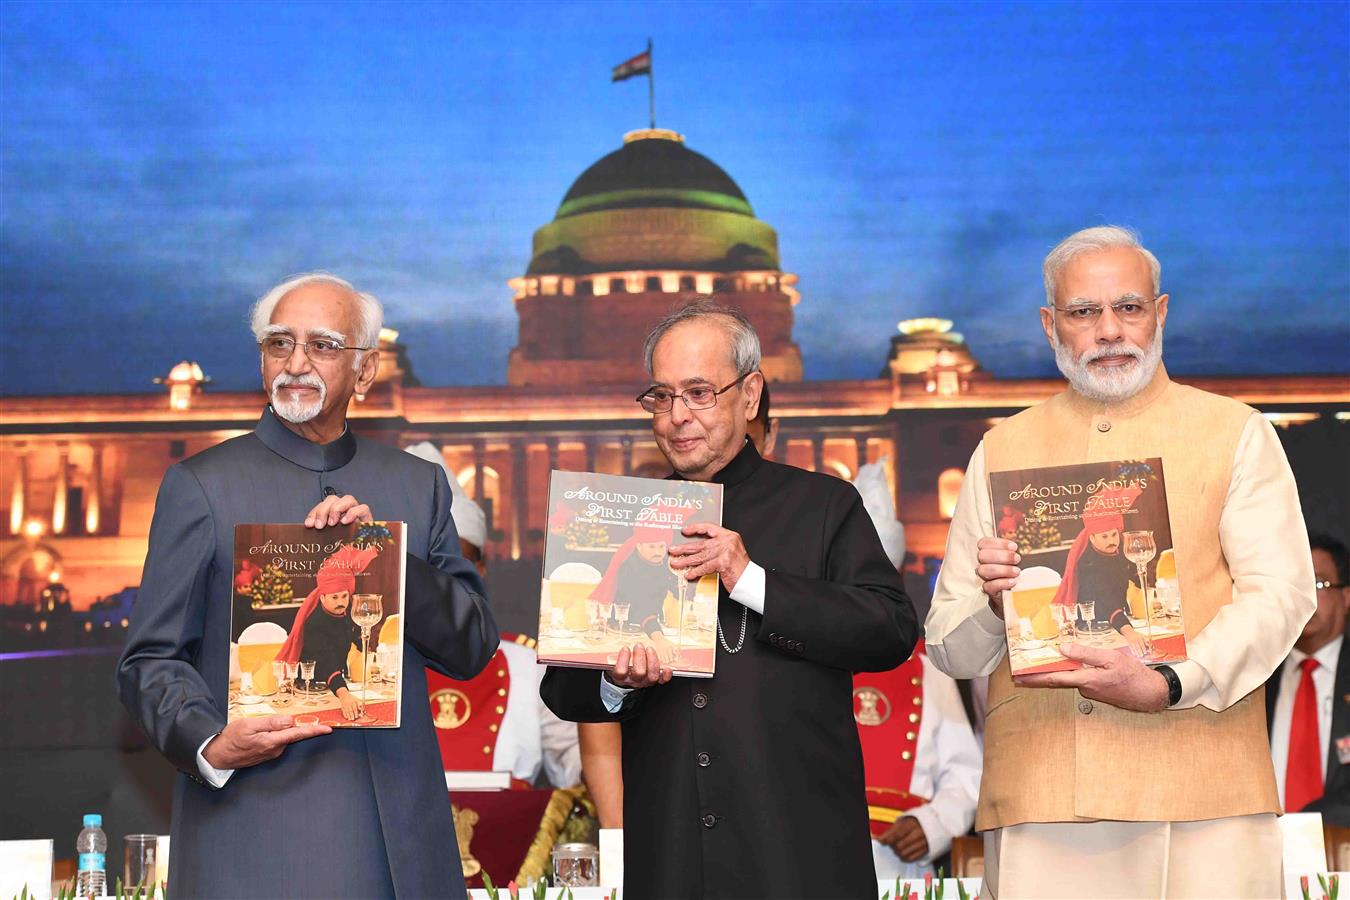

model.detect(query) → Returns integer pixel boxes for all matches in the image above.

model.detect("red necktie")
[1285,657,1323,812]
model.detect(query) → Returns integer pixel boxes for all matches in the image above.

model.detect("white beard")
[1053,322,1163,404]
[270,372,326,423]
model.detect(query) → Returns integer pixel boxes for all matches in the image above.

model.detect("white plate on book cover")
[236,694,266,705]
[1017,639,1047,651]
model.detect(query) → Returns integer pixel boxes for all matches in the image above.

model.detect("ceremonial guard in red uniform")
[853,462,982,880]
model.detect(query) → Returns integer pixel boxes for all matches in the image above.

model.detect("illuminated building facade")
[2,130,1346,633]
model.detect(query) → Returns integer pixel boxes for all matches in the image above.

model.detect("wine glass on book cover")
[299,659,316,700]
[284,661,300,701]
[667,574,694,667]
[351,593,384,722]
[613,601,631,634]
[1123,530,1159,659]
[585,598,604,639]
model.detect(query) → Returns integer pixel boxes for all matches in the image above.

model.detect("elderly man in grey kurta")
[118,273,497,899]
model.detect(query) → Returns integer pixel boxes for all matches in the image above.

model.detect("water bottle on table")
[76,812,107,898]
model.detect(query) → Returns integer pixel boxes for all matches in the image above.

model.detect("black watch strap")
[1154,664,1182,707]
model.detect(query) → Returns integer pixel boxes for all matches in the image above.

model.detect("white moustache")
[270,372,326,423]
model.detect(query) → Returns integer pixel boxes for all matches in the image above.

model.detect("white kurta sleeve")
[925,442,1009,678]
[907,656,982,862]
[1170,414,1317,710]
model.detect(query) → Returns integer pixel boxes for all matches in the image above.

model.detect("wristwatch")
[1153,664,1183,707]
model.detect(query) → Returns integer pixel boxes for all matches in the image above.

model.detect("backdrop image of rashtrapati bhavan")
[3,77,1350,885]
[2,126,1347,640]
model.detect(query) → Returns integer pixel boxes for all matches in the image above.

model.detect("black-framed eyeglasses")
[1316,579,1344,591]
[260,335,372,363]
[1050,295,1159,328]
[636,374,748,414]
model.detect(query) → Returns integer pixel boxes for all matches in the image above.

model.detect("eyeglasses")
[260,336,371,363]
[636,374,748,414]
[1050,296,1159,328]
[1316,579,1344,591]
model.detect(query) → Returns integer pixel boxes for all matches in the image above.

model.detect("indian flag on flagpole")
[611,46,651,82]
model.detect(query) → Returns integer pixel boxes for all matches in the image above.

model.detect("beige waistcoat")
[976,365,1279,830]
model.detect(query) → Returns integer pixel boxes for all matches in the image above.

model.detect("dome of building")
[556,129,753,219]
[509,127,802,387]
[525,129,780,276]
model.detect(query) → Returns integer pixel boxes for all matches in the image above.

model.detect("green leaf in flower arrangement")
[482,871,500,900]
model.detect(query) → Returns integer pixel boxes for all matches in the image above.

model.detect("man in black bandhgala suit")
[541,301,918,899]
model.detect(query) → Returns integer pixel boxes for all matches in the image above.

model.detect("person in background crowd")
[852,460,982,881]
[1266,531,1350,827]
[745,380,779,458]
[405,442,581,789]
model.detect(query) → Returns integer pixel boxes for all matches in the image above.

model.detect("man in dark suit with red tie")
[1266,532,1350,826]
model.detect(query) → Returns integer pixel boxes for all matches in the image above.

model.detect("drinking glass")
[351,593,384,722]
[299,660,316,699]
[613,602,631,634]
[1052,602,1074,638]
[585,599,602,637]
[270,660,286,700]
[375,644,398,684]
[669,575,692,665]
[284,661,299,699]
[123,834,157,891]
[1076,600,1096,629]
[1123,530,1159,658]
[552,842,599,887]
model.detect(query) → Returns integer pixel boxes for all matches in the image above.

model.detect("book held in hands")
[539,471,723,677]
[229,521,406,727]
[988,458,1187,675]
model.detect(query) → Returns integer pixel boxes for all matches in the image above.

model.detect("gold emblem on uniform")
[853,685,891,726]
[431,688,471,729]
[451,803,481,877]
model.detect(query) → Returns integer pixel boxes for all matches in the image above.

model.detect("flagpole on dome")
[611,41,656,128]
[647,37,655,129]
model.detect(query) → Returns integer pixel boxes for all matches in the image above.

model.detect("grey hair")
[1042,226,1162,305]
[641,299,762,378]
[249,272,384,369]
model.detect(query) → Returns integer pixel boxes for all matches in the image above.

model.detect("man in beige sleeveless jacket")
[926,226,1317,898]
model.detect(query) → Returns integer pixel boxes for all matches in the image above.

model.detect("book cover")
[539,471,723,678]
[229,521,406,727]
[988,458,1186,675]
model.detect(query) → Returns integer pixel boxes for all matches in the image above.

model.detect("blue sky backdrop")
[2,1,1347,394]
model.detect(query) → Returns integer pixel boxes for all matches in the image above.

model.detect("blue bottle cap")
[83,814,102,828]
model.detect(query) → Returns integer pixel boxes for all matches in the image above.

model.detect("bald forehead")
[270,282,360,336]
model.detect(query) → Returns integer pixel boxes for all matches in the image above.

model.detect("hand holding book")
[976,537,1021,619]
[667,521,750,593]
[602,644,673,690]
[203,714,332,770]
[1015,642,1171,712]
[305,493,374,529]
